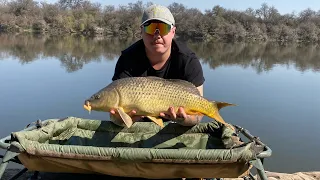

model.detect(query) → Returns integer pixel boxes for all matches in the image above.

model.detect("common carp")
[83,76,235,129]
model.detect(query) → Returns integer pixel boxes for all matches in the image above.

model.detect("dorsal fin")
[145,76,200,95]
[165,78,196,87]
[166,78,200,95]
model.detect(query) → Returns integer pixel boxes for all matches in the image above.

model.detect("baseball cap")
[141,4,175,26]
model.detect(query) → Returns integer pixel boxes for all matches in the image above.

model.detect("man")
[110,4,205,126]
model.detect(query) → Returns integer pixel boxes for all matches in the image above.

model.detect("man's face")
[141,20,176,55]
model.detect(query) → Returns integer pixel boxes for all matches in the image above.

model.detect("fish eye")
[91,94,100,99]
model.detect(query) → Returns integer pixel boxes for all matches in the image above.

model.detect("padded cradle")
[3,117,267,179]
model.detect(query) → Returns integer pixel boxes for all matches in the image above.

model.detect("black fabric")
[112,39,205,87]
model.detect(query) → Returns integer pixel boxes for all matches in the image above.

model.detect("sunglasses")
[142,22,173,36]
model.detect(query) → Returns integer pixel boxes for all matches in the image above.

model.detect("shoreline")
[0,31,317,45]
[2,169,320,180]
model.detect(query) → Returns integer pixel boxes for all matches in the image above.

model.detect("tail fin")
[211,111,227,125]
[210,110,235,131]
[215,101,237,110]
[209,101,236,130]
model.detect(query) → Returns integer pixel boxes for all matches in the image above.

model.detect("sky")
[45,0,320,15]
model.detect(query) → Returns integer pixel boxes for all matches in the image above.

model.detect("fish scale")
[116,78,203,114]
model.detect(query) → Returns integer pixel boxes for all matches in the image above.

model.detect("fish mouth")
[83,100,92,112]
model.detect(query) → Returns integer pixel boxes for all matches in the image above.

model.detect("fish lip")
[85,100,90,106]
[83,100,91,111]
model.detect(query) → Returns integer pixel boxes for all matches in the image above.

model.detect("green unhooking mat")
[8,117,264,179]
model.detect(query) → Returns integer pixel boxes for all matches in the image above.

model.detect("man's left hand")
[159,106,186,120]
[159,106,202,126]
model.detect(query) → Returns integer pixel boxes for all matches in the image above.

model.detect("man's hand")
[159,106,203,126]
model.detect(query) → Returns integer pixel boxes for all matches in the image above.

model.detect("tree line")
[1,34,319,73]
[1,0,320,43]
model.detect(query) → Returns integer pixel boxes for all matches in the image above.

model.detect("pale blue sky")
[46,0,320,15]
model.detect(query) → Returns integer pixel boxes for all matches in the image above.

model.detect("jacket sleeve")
[111,54,132,81]
[184,53,205,87]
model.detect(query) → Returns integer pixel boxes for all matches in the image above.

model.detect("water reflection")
[1,34,320,73]
[186,41,320,73]
[0,34,136,72]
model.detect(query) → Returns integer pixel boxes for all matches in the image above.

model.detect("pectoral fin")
[116,107,133,128]
[146,116,164,128]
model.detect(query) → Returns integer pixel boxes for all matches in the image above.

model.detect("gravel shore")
[2,169,320,180]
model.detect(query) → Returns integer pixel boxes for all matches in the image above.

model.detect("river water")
[0,34,319,173]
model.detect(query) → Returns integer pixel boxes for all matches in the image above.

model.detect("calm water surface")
[0,35,319,173]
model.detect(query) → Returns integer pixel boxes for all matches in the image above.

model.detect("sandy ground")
[2,169,320,180]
